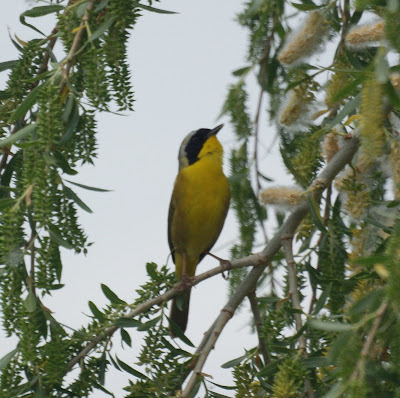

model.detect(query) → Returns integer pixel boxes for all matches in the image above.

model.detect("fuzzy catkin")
[390,140,400,199]
[360,77,385,161]
[278,11,328,66]
[322,132,339,162]
[260,186,304,207]
[345,21,385,48]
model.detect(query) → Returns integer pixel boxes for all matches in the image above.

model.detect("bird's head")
[178,124,224,170]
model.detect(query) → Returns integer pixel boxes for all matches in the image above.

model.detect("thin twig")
[181,137,359,397]
[281,235,306,350]
[281,235,315,398]
[350,300,388,381]
[308,184,332,314]
[60,0,96,93]
[248,291,270,365]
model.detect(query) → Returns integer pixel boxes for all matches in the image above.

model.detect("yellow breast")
[169,148,230,278]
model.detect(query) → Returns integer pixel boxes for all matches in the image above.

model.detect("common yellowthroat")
[168,124,231,336]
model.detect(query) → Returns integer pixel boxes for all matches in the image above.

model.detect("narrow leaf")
[308,319,354,332]
[48,224,74,250]
[166,316,195,347]
[88,301,106,321]
[0,60,18,73]
[63,186,93,213]
[135,3,178,14]
[312,283,332,314]
[88,17,115,43]
[116,357,148,379]
[0,124,36,148]
[64,179,112,192]
[114,318,143,329]
[0,348,18,370]
[120,329,132,347]
[24,291,37,312]
[9,84,45,122]
[101,284,126,305]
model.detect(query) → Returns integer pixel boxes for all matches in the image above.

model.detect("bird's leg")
[203,251,232,280]
[180,253,195,290]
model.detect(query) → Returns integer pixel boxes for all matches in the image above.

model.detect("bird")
[168,124,231,336]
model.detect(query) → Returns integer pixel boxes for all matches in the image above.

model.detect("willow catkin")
[345,20,385,48]
[322,131,339,162]
[260,186,305,208]
[390,140,400,199]
[360,77,385,161]
[278,11,328,66]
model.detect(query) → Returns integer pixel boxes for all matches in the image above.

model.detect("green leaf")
[312,283,332,314]
[137,316,161,331]
[8,83,45,122]
[24,291,37,312]
[0,348,18,370]
[21,5,64,17]
[351,255,387,266]
[88,301,106,321]
[63,186,93,213]
[64,179,112,192]
[0,124,36,148]
[48,224,75,250]
[221,353,247,368]
[53,152,78,175]
[166,316,195,347]
[232,65,252,77]
[120,329,132,347]
[114,318,143,328]
[291,1,324,10]
[308,196,328,234]
[146,262,158,279]
[101,284,127,305]
[301,356,330,368]
[0,60,18,73]
[257,358,285,377]
[0,198,15,211]
[134,3,178,14]
[308,319,354,332]
[322,94,361,131]
[88,17,115,43]
[20,5,64,35]
[116,356,148,379]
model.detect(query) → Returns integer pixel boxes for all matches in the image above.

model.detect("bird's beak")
[209,124,224,137]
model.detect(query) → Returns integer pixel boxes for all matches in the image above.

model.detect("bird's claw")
[220,259,232,280]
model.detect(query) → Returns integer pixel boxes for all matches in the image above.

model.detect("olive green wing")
[167,191,176,264]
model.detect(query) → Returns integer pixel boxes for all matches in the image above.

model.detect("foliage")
[1,0,400,397]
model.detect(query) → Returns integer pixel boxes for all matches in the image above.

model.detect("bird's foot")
[179,274,195,290]
[220,259,232,280]
[204,251,232,280]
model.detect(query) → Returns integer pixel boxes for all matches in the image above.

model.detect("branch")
[60,0,96,92]
[248,292,270,365]
[350,300,388,381]
[281,236,306,350]
[67,252,265,369]
[181,136,360,397]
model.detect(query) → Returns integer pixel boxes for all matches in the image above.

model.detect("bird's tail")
[169,289,191,337]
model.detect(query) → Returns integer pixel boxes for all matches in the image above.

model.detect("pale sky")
[0,1,290,396]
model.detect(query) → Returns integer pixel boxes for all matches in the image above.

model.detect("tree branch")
[350,300,388,381]
[248,291,270,365]
[180,136,360,397]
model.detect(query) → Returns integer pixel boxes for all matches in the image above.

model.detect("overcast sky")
[0,1,290,396]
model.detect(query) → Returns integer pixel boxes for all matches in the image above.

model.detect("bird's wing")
[167,190,176,264]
